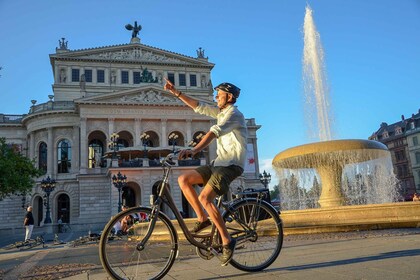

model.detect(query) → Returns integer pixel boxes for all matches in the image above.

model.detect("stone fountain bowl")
[273,139,389,169]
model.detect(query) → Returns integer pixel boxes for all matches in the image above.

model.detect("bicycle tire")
[99,206,178,280]
[223,198,283,272]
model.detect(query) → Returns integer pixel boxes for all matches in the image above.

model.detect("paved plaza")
[1,228,420,279]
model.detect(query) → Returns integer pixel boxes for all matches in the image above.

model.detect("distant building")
[369,110,420,200]
[0,24,263,237]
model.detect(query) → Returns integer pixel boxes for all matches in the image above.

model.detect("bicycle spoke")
[224,200,283,272]
[100,207,178,280]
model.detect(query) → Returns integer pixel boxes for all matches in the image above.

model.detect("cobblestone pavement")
[1,228,420,279]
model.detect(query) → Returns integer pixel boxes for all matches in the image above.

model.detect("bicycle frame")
[138,161,217,252]
[138,154,273,254]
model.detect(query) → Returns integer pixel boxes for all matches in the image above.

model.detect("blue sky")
[1,0,420,188]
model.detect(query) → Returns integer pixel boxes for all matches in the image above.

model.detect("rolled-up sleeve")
[210,110,238,138]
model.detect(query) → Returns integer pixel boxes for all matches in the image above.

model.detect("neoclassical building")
[0,25,262,236]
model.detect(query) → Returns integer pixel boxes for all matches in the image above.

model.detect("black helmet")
[214,82,241,98]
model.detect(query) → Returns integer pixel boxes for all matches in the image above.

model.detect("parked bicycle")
[70,231,101,247]
[2,234,46,251]
[99,152,283,280]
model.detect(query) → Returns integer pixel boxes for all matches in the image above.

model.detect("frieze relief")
[119,90,180,105]
[83,48,184,64]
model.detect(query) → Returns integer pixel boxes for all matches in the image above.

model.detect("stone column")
[160,119,167,147]
[186,119,192,143]
[29,132,35,160]
[135,118,141,146]
[80,118,88,172]
[47,128,53,176]
[73,125,80,170]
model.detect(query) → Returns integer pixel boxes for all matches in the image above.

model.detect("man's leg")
[178,170,207,222]
[198,185,231,246]
[28,225,34,240]
[25,226,29,241]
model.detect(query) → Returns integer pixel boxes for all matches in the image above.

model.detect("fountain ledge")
[281,202,420,235]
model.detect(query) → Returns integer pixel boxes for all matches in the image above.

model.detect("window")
[88,139,104,168]
[121,71,129,84]
[84,69,92,82]
[382,131,389,138]
[395,150,406,162]
[97,70,105,83]
[413,136,418,146]
[395,127,402,135]
[416,152,420,164]
[167,73,175,84]
[179,74,186,86]
[190,74,197,87]
[57,194,70,223]
[71,69,80,82]
[38,142,47,174]
[57,139,71,173]
[117,139,129,149]
[133,71,141,84]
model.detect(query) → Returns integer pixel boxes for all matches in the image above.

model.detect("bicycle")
[70,231,101,247]
[2,234,46,251]
[99,151,283,280]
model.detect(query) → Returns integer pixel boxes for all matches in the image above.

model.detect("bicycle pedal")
[209,247,220,256]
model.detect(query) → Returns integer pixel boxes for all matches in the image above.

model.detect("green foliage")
[270,186,280,200]
[0,138,42,199]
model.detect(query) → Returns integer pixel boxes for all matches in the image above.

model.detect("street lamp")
[108,132,120,160]
[112,171,127,212]
[168,133,179,152]
[259,170,271,189]
[41,175,56,224]
[140,132,150,158]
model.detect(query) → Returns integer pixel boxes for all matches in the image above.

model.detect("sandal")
[191,219,212,233]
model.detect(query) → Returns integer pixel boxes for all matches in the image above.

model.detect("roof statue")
[125,21,142,38]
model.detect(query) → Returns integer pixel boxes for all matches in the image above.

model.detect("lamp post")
[140,132,150,158]
[108,133,119,160]
[112,171,127,212]
[41,175,56,224]
[168,133,179,152]
[259,170,271,189]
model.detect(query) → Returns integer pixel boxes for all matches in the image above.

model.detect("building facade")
[369,110,420,200]
[0,28,263,236]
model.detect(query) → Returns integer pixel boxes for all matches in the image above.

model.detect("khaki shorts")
[195,165,244,196]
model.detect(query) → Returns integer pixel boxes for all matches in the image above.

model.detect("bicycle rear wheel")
[224,199,283,272]
[99,207,178,280]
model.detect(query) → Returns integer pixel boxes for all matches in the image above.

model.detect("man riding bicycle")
[164,79,248,266]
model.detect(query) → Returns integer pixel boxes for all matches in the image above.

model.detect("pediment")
[51,43,213,67]
[75,85,212,106]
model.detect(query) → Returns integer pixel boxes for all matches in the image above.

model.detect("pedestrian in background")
[24,206,34,241]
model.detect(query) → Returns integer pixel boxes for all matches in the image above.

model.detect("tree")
[0,138,42,199]
[270,185,280,200]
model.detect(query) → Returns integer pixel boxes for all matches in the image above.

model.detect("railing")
[29,101,76,114]
[0,114,26,123]
[105,158,203,168]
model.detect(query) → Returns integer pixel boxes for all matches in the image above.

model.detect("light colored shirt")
[194,103,248,168]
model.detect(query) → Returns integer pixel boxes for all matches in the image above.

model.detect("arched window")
[57,139,71,173]
[89,139,104,168]
[117,139,129,149]
[38,142,47,174]
[57,194,70,223]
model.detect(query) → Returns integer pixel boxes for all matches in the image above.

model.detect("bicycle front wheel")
[224,199,283,272]
[99,207,178,280]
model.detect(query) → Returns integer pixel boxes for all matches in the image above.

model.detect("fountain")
[273,5,399,209]
[269,6,420,234]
